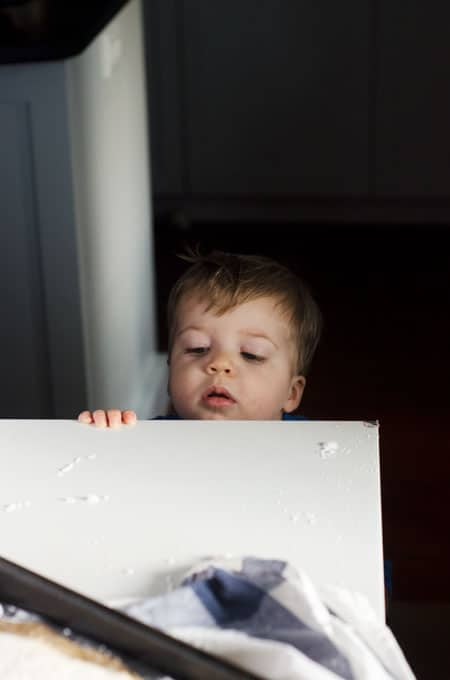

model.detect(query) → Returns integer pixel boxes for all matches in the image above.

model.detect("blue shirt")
[153,413,307,420]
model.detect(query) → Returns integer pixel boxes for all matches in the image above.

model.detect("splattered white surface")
[0,420,384,618]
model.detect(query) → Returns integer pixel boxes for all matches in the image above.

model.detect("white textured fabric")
[0,629,134,680]
[320,586,416,680]
[166,557,415,680]
[169,626,357,680]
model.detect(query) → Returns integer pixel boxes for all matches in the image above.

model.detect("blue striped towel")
[123,556,415,680]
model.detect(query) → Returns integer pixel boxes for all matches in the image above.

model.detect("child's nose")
[206,353,234,376]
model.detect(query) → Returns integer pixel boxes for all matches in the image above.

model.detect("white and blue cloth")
[123,556,415,680]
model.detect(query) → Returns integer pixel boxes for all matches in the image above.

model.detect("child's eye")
[241,351,265,362]
[185,347,209,355]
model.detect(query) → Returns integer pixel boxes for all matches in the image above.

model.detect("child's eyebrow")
[175,325,206,338]
[241,330,278,349]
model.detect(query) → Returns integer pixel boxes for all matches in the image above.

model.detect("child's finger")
[92,410,107,428]
[122,410,137,425]
[106,409,122,429]
[78,411,93,424]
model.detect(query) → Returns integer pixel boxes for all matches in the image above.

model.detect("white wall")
[67,0,167,417]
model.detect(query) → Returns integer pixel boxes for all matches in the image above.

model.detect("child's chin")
[199,411,237,420]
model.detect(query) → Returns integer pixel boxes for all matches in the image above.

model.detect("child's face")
[168,295,305,420]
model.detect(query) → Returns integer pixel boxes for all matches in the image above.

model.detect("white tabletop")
[0,420,384,619]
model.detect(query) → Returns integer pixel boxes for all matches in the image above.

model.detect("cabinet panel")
[0,103,51,417]
[143,0,186,195]
[377,2,450,196]
[183,0,370,195]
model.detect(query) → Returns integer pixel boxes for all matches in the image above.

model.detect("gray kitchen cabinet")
[376,1,450,196]
[146,1,450,221]
[0,101,54,417]
[0,65,86,419]
[183,1,370,196]
[146,1,370,199]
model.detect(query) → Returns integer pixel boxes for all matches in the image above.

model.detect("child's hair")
[167,248,323,376]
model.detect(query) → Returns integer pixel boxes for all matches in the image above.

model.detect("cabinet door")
[1,63,87,418]
[0,103,51,417]
[182,0,370,196]
[144,0,186,196]
[377,2,450,196]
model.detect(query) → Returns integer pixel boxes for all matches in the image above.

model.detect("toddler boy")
[78,250,322,427]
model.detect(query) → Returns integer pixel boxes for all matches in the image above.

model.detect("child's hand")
[78,410,137,428]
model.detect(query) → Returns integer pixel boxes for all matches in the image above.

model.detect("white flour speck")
[318,441,339,459]
[57,456,84,477]
[57,463,73,476]
[58,495,108,505]
[2,501,31,513]
[84,495,101,504]
[305,512,318,525]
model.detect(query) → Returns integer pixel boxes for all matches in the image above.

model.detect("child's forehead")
[175,292,289,324]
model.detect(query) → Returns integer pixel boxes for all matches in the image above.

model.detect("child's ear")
[283,375,306,413]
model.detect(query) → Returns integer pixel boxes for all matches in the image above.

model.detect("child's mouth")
[202,386,236,407]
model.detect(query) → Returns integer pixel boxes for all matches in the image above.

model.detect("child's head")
[166,250,322,420]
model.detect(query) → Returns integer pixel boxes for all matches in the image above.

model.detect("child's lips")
[201,385,236,407]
